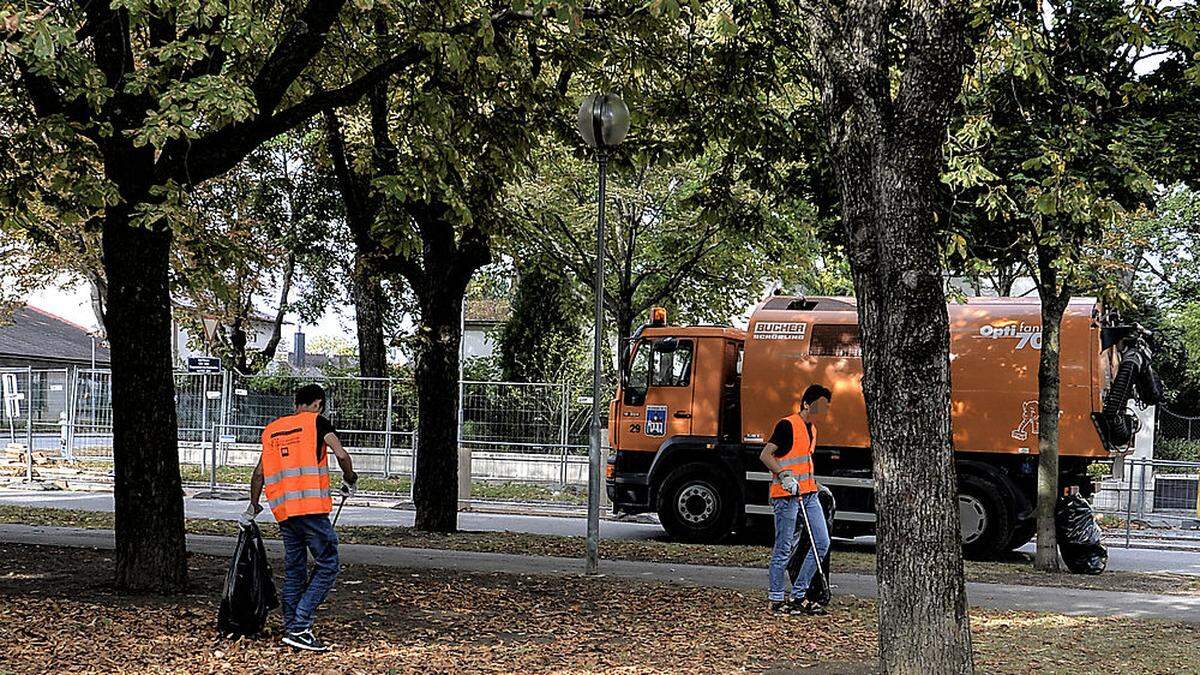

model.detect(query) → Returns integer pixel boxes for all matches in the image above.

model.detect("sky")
[17,274,356,344]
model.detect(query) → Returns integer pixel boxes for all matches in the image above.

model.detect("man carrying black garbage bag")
[242,383,358,653]
[760,384,832,615]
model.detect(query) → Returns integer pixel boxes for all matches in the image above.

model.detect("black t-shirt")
[769,418,813,457]
[316,414,337,460]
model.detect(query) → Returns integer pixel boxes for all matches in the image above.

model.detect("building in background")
[0,305,110,370]
[169,305,288,368]
[463,298,511,360]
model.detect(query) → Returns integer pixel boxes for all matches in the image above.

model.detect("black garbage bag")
[218,521,279,636]
[787,485,836,605]
[1055,493,1108,575]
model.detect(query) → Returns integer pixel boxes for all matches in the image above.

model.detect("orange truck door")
[618,337,696,452]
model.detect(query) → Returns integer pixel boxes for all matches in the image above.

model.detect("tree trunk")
[229,313,250,374]
[412,289,464,533]
[862,191,973,674]
[615,301,635,374]
[324,110,390,379]
[808,0,975,669]
[102,203,188,593]
[259,251,295,366]
[353,254,389,378]
[88,274,108,338]
[1034,289,1068,572]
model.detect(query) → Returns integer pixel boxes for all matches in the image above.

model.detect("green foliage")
[1137,184,1200,305]
[172,127,342,373]
[505,141,828,343]
[943,0,1200,304]
[497,262,586,384]
[463,355,503,381]
[1156,438,1200,464]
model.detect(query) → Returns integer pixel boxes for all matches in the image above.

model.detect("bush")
[1156,437,1200,463]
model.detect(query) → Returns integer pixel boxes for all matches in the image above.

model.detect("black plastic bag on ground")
[1055,493,1108,575]
[787,485,837,605]
[218,521,279,636]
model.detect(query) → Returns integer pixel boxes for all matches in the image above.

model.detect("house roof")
[0,306,111,365]
[465,298,511,325]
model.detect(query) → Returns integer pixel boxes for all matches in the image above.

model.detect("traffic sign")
[201,316,221,343]
[187,356,222,373]
[2,373,20,419]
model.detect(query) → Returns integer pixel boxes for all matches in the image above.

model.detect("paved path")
[1,524,1198,623]
[4,488,1200,576]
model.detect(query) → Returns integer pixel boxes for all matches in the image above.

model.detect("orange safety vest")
[770,414,819,498]
[261,411,332,522]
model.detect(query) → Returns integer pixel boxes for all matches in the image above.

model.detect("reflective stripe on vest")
[261,411,332,522]
[770,414,819,498]
[264,465,329,487]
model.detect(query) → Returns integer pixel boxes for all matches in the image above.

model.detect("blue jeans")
[278,514,339,632]
[768,493,830,602]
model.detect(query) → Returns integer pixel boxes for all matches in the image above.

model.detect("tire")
[656,462,738,544]
[958,473,1015,559]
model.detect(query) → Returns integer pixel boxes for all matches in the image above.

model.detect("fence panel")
[1,368,77,459]
[70,368,114,459]
[52,368,609,494]
[1158,408,1199,440]
[461,381,566,450]
[1092,457,1200,547]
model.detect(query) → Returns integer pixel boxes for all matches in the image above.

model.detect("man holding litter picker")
[242,383,358,652]
[760,384,832,615]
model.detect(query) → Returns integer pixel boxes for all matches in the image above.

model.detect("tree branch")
[251,0,349,118]
[162,5,624,186]
[644,230,726,307]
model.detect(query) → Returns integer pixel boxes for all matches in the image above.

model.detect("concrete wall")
[178,441,590,486]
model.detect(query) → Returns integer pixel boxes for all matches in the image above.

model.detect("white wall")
[463,324,498,360]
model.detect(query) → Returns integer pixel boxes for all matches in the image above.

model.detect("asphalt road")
[3,488,1200,575]
[0,489,664,540]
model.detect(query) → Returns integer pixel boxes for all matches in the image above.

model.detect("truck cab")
[606,323,745,540]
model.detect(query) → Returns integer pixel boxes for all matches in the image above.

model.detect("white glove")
[238,502,262,526]
[339,475,358,500]
[780,475,799,496]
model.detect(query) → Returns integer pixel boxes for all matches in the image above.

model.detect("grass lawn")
[1,504,1197,597]
[0,542,1195,674]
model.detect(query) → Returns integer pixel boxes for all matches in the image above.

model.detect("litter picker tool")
[331,493,348,526]
[796,494,827,591]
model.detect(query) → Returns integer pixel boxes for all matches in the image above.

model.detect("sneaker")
[282,629,331,652]
[769,600,790,614]
[796,599,829,616]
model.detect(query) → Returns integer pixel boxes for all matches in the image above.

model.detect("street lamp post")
[577,93,630,575]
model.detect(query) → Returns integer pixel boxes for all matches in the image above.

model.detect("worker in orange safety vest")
[759,384,831,615]
[242,383,357,652]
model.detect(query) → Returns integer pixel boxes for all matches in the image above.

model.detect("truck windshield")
[624,338,694,405]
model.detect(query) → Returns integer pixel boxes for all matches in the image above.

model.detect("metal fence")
[1158,408,1200,442]
[1,367,599,492]
[1092,457,1200,547]
[1,367,72,480]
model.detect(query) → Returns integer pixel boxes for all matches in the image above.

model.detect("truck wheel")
[959,473,1014,559]
[657,462,737,544]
